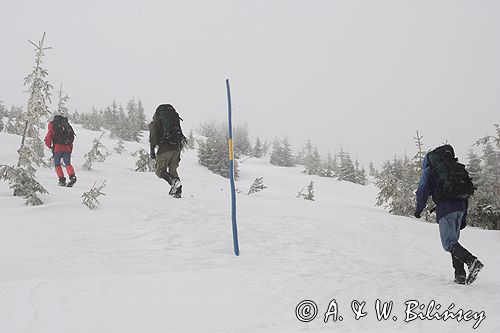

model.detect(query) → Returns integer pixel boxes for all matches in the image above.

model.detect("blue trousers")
[53,152,72,167]
[438,211,464,252]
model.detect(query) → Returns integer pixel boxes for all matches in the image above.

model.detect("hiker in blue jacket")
[415,145,483,285]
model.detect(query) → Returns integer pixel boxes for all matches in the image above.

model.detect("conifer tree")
[297,180,315,201]
[337,149,356,182]
[375,154,417,217]
[126,98,144,142]
[281,136,296,167]
[323,151,335,177]
[185,129,196,150]
[55,83,70,117]
[82,180,107,210]
[82,132,108,170]
[0,33,51,205]
[0,100,5,132]
[133,148,155,172]
[301,138,322,175]
[136,99,147,131]
[234,123,252,156]
[354,159,367,185]
[269,138,283,166]
[261,140,270,156]
[369,161,377,177]
[253,137,263,158]
[114,138,125,154]
[248,177,267,195]
[197,124,239,179]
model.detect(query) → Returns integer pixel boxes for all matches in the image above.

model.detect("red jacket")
[44,121,73,153]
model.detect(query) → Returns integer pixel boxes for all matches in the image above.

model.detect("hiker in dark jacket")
[415,145,483,285]
[44,115,77,187]
[149,104,184,198]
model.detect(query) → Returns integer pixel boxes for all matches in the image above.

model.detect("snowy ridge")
[0,126,499,333]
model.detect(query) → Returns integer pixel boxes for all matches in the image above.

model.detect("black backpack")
[52,115,75,145]
[157,105,186,147]
[427,144,474,204]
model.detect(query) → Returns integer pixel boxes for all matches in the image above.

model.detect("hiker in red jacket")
[44,115,77,187]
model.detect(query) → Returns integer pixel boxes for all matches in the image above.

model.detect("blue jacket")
[415,154,468,226]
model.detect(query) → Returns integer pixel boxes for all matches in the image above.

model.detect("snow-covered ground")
[1,127,499,333]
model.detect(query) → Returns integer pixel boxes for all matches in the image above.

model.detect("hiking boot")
[169,178,182,196]
[172,185,182,198]
[451,254,466,283]
[466,259,484,285]
[58,177,67,186]
[67,176,77,187]
[454,274,466,285]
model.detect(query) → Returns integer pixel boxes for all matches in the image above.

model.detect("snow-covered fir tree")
[82,132,109,170]
[253,137,263,158]
[261,139,271,156]
[270,137,295,167]
[375,154,418,217]
[0,100,6,132]
[126,98,145,142]
[114,138,125,154]
[82,180,107,210]
[132,148,155,172]
[337,149,356,183]
[476,141,500,229]
[269,138,283,166]
[185,129,196,150]
[0,33,53,206]
[281,137,296,167]
[81,107,102,131]
[322,151,335,178]
[301,138,322,176]
[0,164,48,205]
[5,117,16,134]
[247,177,267,195]
[297,180,315,201]
[467,125,500,229]
[136,99,147,130]
[234,123,252,156]
[197,123,239,179]
[369,161,377,177]
[55,83,70,117]
[21,32,53,167]
[354,159,367,185]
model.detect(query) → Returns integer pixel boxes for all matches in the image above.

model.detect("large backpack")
[52,115,75,145]
[427,144,474,204]
[157,105,186,147]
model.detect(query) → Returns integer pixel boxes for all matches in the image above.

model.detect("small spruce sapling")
[82,180,107,210]
[133,148,155,172]
[114,138,125,154]
[247,177,267,195]
[82,132,108,170]
[297,180,315,201]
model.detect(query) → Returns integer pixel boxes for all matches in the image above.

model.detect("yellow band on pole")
[228,139,234,160]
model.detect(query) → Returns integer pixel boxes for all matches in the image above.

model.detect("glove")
[414,211,421,219]
[150,147,156,160]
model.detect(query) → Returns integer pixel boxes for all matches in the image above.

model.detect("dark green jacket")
[149,112,180,155]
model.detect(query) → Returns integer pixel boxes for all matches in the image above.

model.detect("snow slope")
[0,127,499,333]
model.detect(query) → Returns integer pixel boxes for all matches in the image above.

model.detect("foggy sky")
[1,0,499,166]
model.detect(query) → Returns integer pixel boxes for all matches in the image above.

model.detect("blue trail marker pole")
[226,79,240,256]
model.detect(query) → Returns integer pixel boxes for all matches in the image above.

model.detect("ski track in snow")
[1,128,499,333]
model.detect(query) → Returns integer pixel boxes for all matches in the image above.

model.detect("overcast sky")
[1,0,499,166]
